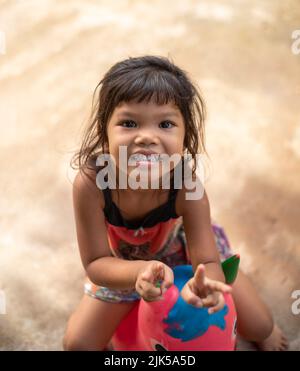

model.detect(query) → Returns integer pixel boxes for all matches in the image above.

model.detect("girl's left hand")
[180,264,232,314]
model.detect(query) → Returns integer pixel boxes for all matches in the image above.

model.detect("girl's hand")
[180,264,232,314]
[135,261,174,302]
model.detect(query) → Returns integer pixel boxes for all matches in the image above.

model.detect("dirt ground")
[0,0,299,350]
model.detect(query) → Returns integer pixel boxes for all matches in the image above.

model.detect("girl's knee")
[238,314,273,342]
[63,337,85,351]
[62,319,108,351]
[256,315,274,341]
[63,338,88,351]
[63,332,105,351]
[63,332,81,351]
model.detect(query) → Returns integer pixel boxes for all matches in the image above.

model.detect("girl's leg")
[232,269,288,350]
[63,294,136,351]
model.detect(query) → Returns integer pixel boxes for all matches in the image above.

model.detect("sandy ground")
[0,0,299,350]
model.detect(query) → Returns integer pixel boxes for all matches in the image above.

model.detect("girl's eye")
[119,120,174,129]
[159,121,174,129]
[120,120,137,128]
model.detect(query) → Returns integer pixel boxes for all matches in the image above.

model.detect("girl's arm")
[181,187,225,283]
[73,170,150,290]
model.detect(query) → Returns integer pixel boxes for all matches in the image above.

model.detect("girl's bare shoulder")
[73,166,105,210]
[175,174,206,217]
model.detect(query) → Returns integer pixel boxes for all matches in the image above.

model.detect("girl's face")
[106,99,185,185]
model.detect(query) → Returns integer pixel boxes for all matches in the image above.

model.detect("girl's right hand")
[135,261,174,302]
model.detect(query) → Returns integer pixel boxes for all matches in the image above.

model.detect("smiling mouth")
[129,153,162,163]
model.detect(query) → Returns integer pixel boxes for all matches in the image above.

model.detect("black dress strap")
[99,162,183,229]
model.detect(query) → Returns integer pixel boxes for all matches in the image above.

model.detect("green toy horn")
[221,254,240,285]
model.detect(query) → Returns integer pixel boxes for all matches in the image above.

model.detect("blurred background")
[0,0,299,350]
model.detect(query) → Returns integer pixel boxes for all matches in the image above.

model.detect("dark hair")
[71,55,207,177]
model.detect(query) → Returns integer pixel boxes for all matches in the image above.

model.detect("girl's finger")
[153,262,165,279]
[146,262,164,285]
[183,293,203,308]
[201,294,218,308]
[207,294,225,314]
[205,280,232,294]
[139,280,162,298]
[140,272,152,282]
[180,284,204,307]
[193,264,206,291]
[160,268,174,292]
[140,263,160,283]
[143,295,164,302]
[148,263,174,293]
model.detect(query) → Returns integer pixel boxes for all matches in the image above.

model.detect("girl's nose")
[134,130,159,146]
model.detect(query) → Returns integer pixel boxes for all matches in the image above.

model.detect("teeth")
[130,154,161,162]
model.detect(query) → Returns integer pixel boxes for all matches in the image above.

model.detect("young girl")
[64,55,288,351]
